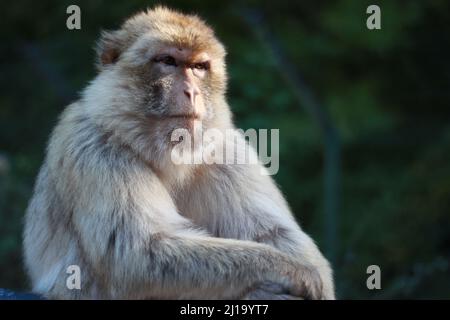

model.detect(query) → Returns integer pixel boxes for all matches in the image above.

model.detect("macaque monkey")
[23,6,335,299]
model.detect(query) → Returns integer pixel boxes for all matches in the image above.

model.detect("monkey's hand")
[276,262,325,300]
[243,282,303,300]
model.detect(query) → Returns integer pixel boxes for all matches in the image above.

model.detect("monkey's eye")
[192,62,210,71]
[153,55,177,67]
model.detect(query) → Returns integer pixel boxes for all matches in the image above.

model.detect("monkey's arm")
[248,171,335,299]
[208,160,335,299]
[67,156,321,299]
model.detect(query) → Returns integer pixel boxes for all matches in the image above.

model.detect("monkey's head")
[83,7,231,166]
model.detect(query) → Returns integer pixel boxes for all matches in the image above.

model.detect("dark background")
[0,0,449,299]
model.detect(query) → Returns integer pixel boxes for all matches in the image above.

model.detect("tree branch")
[240,8,341,265]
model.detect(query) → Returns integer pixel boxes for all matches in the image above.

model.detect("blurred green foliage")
[0,0,449,298]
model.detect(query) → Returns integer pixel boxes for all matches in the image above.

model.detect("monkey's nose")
[183,88,199,106]
[183,89,191,99]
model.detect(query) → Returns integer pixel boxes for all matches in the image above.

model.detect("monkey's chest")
[173,188,248,239]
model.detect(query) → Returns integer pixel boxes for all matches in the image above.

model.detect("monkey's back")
[23,102,106,299]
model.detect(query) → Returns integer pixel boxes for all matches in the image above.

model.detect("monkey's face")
[117,38,227,155]
[129,44,215,132]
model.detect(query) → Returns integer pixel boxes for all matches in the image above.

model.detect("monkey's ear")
[95,30,126,69]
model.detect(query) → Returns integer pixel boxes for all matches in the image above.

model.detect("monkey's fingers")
[288,265,324,300]
[243,289,303,300]
[242,281,304,300]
